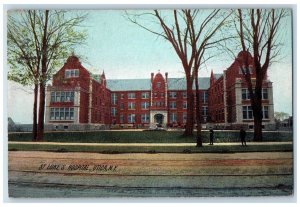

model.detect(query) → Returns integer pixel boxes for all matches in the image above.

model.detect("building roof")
[106,76,221,91]
[214,74,223,80]
[107,79,151,91]
[168,78,211,90]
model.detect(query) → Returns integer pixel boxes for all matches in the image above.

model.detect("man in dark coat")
[240,127,247,146]
[209,129,214,145]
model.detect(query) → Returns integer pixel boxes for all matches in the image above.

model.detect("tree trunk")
[195,74,202,147]
[32,83,38,141]
[253,94,263,141]
[37,10,49,142]
[183,77,194,136]
[253,115,263,141]
[37,83,45,141]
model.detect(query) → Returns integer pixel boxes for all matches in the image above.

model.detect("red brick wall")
[51,55,111,124]
[111,91,151,125]
[224,51,270,123]
[151,73,167,111]
[208,74,225,123]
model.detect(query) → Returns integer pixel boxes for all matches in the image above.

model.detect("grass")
[8,130,292,143]
[8,143,293,154]
[9,131,194,143]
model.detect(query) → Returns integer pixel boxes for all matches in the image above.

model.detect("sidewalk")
[8,141,292,147]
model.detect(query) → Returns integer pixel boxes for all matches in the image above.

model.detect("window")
[128,102,135,109]
[182,92,187,98]
[170,101,176,109]
[169,92,177,98]
[121,94,124,99]
[120,103,124,110]
[169,113,177,123]
[154,92,158,98]
[55,108,59,120]
[65,107,70,120]
[65,69,79,78]
[70,108,74,120]
[60,108,65,120]
[128,93,135,99]
[141,114,150,123]
[239,65,253,74]
[183,112,187,123]
[141,92,149,99]
[141,102,150,109]
[50,108,55,120]
[160,93,164,98]
[202,91,208,104]
[111,107,117,116]
[65,70,70,78]
[70,92,75,102]
[51,91,75,102]
[202,106,208,116]
[66,92,71,101]
[128,114,135,123]
[61,92,65,102]
[75,69,79,77]
[56,92,61,102]
[242,88,268,100]
[111,93,117,105]
[120,114,124,123]
[262,88,268,100]
[243,106,253,119]
[155,102,164,107]
[263,106,269,119]
[50,108,74,120]
[51,92,55,102]
[242,89,251,100]
[182,101,187,109]
[156,82,161,88]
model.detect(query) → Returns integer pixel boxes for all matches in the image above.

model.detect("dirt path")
[8,151,293,197]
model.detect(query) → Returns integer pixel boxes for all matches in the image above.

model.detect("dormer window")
[65,69,79,78]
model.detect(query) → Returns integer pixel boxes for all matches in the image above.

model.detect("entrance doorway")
[154,114,164,127]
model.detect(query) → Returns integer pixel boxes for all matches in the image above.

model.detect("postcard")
[6,8,293,198]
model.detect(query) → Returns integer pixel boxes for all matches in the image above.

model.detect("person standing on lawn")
[209,129,214,145]
[240,127,247,146]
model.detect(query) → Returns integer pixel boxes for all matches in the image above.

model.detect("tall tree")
[7,10,87,141]
[126,9,232,139]
[127,10,195,136]
[185,10,232,146]
[234,9,288,141]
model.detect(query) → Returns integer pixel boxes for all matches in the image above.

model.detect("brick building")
[45,52,275,131]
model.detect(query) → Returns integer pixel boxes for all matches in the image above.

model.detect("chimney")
[165,72,168,82]
[151,72,154,83]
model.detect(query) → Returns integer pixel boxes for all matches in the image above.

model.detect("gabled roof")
[106,77,216,91]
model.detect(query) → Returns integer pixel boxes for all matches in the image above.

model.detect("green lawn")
[8,143,293,153]
[8,130,292,143]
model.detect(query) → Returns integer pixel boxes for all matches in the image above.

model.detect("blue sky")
[7,10,293,124]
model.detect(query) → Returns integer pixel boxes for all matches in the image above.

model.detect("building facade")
[45,52,275,131]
